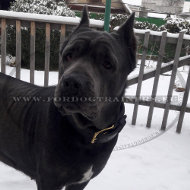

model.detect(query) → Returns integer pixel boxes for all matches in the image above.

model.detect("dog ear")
[117,12,135,40]
[116,12,136,71]
[79,6,89,28]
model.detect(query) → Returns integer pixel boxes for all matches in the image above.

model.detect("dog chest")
[77,165,94,184]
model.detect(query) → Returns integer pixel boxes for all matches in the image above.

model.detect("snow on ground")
[0,61,190,190]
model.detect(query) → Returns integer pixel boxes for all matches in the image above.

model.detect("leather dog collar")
[90,115,127,144]
[89,103,126,144]
[69,103,126,144]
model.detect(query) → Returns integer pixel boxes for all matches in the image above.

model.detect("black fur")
[0,0,14,10]
[0,7,136,190]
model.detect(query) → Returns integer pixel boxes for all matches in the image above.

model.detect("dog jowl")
[0,7,136,190]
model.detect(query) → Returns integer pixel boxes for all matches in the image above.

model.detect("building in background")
[65,0,132,14]
[122,0,142,17]
[183,0,190,12]
[180,0,190,19]
[141,0,185,15]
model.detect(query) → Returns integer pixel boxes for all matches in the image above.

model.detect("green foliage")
[7,0,75,70]
[136,17,166,27]
[10,0,75,17]
[137,39,186,63]
[110,14,190,35]
[134,21,158,31]
[163,18,190,34]
[75,11,104,20]
[7,26,61,70]
[110,14,128,31]
[7,4,190,69]
[110,14,189,62]
[110,14,165,31]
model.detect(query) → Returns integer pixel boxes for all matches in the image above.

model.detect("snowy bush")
[10,0,75,17]
[110,14,159,31]
[110,14,128,31]
[111,14,189,63]
[111,13,190,35]
[7,0,75,70]
[161,18,190,34]
[134,21,158,31]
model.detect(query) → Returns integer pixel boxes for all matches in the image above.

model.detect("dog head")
[54,7,136,129]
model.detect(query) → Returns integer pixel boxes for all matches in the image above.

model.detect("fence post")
[176,67,190,133]
[44,23,50,87]
[1,19,6,74]
[132,31,150,125]
[16,20,21,79]
[59,24,66,80]
[30,21,36,84]
[146,31,167,128]
[161,31,185,130]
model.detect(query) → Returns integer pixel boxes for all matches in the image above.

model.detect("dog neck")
[69,103,126,144]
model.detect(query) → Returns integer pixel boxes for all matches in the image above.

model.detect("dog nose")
[63,77,82,96]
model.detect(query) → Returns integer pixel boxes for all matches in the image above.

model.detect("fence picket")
[161,31,185,130]
[176,67,190,133]
[132,31,150,125]
[0,11,190,133]
[127,55,190,86]
[16,20,21,79]
[125,97,190,113]
[146,32,167,128]
[30,21,36,84]
[1,19,6,74]
[44,23,50,87]
[59,24,66,80]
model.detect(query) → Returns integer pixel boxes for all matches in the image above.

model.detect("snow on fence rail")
[134,28,190,43]
[0,10,104,28]
[0,11,190,132]
[0,10,103,85]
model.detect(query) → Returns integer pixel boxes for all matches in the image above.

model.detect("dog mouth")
[54,72,99,120]
[54,99,98,120]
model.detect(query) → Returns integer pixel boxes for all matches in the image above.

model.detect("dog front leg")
[36,176,64,190]
[37,182,63,190]
[65,181,89,190]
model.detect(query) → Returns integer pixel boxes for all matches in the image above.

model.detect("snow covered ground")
[0,61,190,190]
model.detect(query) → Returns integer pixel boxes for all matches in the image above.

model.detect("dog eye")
[65,53,72,62]
[103,61,112,70]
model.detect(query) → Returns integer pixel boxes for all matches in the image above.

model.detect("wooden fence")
[127,29,190,133]
[1,11,190,133]
[0,10,103,85]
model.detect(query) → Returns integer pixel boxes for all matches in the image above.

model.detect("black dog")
[0,7,136,190]
[0,0,15,10]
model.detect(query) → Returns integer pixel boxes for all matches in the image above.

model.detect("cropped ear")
[116,12,136,71]
[117,12,135,45]
[78,6,89,28]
